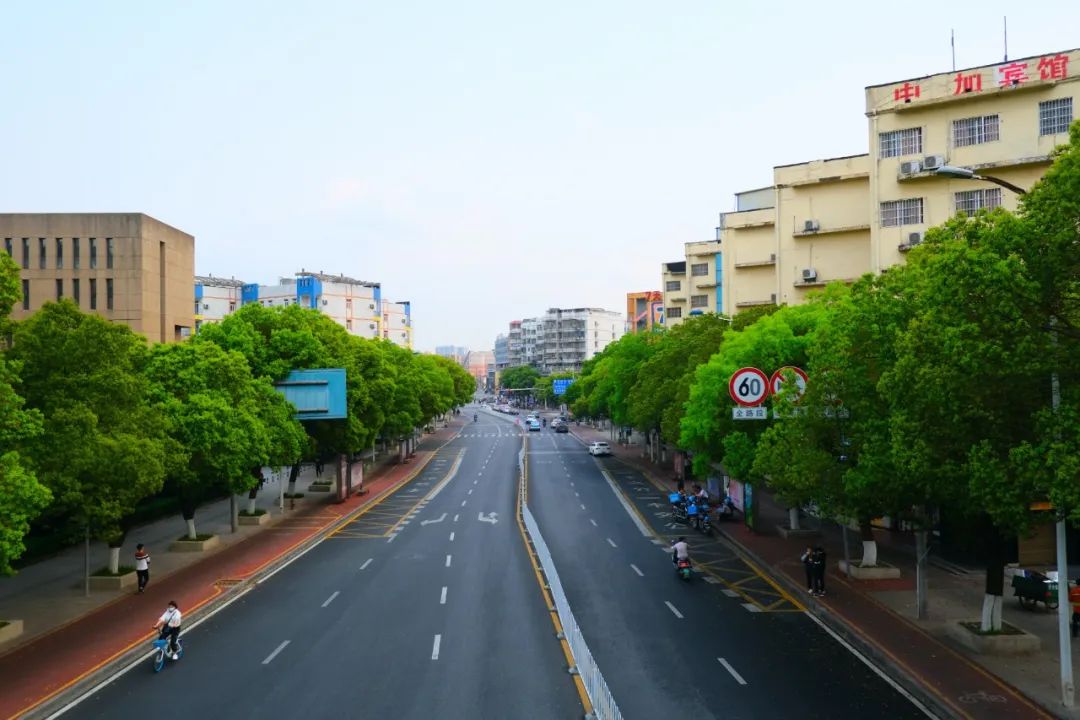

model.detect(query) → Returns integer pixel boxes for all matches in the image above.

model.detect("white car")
[588,441,611,456]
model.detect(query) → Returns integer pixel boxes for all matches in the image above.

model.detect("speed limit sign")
[729,367,770,407]
[770,366,808,399]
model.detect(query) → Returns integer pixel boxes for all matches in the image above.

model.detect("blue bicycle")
[151,635,184,673]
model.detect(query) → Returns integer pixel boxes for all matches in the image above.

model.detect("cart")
[1010,571,1058,610]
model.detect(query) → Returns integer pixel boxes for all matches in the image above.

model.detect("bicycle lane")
[1,423,464,720]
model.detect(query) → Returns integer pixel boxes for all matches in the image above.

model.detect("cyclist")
[153,600,182,659]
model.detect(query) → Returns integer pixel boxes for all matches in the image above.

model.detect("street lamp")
[937,165,1074,709]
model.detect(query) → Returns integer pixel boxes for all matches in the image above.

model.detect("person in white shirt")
[153,601,182,659]
[134,544,150,593]
[671,537,690,567]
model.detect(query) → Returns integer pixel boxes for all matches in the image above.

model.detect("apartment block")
[506,321,523,367]
[660,261,688,326]
[194,275,244,331]
[626,290,663,333]
[714,47,1079,312]
[537,307,624,374]
[241,272,383,340]
[493,334,509,370]
[1,213,194,343]
[382,300,412,349]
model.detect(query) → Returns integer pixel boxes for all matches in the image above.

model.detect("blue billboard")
[274,369,348,421]
[552,378,575,396]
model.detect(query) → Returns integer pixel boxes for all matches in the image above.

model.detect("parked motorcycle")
[669,492,688,524]
[714,496,739,522]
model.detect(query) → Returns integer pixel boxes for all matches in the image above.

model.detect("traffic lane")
[532,439,925,719]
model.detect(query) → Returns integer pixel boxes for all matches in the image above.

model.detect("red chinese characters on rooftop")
[998,62,1029,87]
[893,82,921,103]
[1038,53,1069,80]
[954,71,982,94]
[895,52,1072,103]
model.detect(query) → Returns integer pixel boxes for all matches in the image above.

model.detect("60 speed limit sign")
[729,367,770,407]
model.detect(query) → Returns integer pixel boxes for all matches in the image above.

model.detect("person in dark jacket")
[810,546,827,596]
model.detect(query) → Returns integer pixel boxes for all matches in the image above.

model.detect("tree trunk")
[108,546,121,575]
[860,519,878,567]
[981,529,1007,632]
[915,529,929,620]
[789,507,801,531]
[181,498,198,540]
[230,495,238,533]
[248,480,259,515]
[287,462,300,495]
[186,518,197,540]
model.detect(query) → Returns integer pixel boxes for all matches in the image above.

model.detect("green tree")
[10,302,168,571]
[500,365,539,394]
[0,253,50,574]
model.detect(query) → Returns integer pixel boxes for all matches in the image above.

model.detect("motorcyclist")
[542,418,547,428]
[474,413,478,422]
[671,537,690,567]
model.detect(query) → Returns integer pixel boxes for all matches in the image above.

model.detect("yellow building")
[716,47,1079,312]
[1,213,195,343]
[625,290,663,333]
[660,240,725,327]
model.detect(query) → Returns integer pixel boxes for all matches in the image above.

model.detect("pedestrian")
[315,460,323,478]
[134,543,150,593]
[800,546,814,594]
[811,545,827,596]
[676,477,685,494]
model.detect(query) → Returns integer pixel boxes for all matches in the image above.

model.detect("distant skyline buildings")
[495,306,624,375]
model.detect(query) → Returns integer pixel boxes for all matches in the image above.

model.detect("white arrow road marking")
[665,601,684,619]
[718,657,747,685]
[321,591,340,608]
[431,634,441,660]
[262,640,290,665]
[421,513,447,526]
[478,512,498,524]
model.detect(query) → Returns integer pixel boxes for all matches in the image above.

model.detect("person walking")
[811,545,827,596]
[134,543,150,593]
[800,546,814,594]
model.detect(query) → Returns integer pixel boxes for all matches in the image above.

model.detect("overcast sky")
[3,1,1079,351]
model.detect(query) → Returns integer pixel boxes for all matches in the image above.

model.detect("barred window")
[880,198,924,227]
[879,127,922,158]
[666,307,682,319]
[955,188,1002,216]
[690,263,709,276]
[1039,98,1073,136]
[953,115,999,147]
[690,295,709,308]
[665,280,681,292]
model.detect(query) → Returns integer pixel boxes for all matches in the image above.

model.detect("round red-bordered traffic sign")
[729,367,770,407]
[769,366,809,400]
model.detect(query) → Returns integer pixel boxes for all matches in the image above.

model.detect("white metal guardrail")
[522,503,623,720]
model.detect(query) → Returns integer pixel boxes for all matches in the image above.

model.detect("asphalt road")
[525,419,931,720]
[62,410,583,719]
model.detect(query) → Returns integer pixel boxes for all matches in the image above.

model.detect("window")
[665,280,681,292]
[106,279,114,310]
[666,307,683,319]
[880,198,924,227]
[21,280,29,310]
[56,279,63,300]
[690,295,709,308]
[21,238,29,269]
[56,238,63,269]
[953,114,999,147]
[1039,98,1073,136]
[38,238,46,269]
[90,278,97,310]
[89,238,97,269]
[106,238,114,269]
[878,127,922,158]
[3,238,10,257]
[955,188,1002,216]
[72,278,80,306]
[690,263,709,276]
[72,238,80,270]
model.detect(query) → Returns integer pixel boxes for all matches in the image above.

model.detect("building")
[435,345,469,364]
[493,334,509,370]
[506,321,523,367]
[382,300,412,349]
[716,47,1079,312]
[625,290,663,333]
[522,317,540,367]
[241,271,383,340]
[463,350,494,390]
[660,261,688,327]
[194,275,245,332]
[1,213,195,343]
[536,307,624,374]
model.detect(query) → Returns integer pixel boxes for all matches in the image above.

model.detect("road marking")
[606,538,617,548]
[360,558,373,570]
[803,611,936,718]
[421,512,447,526]
[321,591,340,608]
[473,480,478,485]
[262,640,290,665]
[718,657,747,685]
[600,468,652,537]
[580,504,586,510]
[431,634,442,660]
[570,482,575,487]
[722,589,739,597]
[386,533,398,543]
[631,564,644,577]
[461,500,467,507]
[704,576,721,585]
[590,519,598,527]
[425,449,467,502]
[453,514,459,522]
[449,532,455,541]
[742,603,761,613]
[665,601,684,619]
[574,491,579,497]
[446,554,452,567]
[468,488,473,495]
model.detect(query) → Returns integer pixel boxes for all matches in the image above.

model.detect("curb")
[20,432,456,720]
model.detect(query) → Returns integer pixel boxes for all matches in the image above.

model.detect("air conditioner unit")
[907,231,924,245]
[899,160,923,175]
[769,253,776,262]
[369,323,376,330]
[802,267,818,282]
[369,303,375,309]
[803,219,820,233]
[922,154,946,170]
[322,299,328,306]
[770,293,777,303]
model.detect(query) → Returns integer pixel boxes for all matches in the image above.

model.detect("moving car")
[554,423,569,434]
[588,441,611,456]
[528,419,542,431]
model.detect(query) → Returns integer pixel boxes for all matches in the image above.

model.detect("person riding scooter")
[671,537,691,568]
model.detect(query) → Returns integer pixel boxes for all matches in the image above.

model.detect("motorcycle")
[714,495,738,521]
[695,500,712,534]
[669,492,688,524]
[674,556,692,581]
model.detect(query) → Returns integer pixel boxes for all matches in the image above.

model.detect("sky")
[3,1,1079,351]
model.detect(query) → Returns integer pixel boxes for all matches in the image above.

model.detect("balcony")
[793,223,870,238]
[734,254,777,269]
[735,296,776,308]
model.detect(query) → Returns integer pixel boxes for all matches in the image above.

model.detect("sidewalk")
[569,423,1064,720]
[0,418,464,720]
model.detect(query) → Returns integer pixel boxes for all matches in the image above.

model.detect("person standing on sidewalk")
[811,545,827,596]
[134,544,150,593]
[800,546,814,594]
